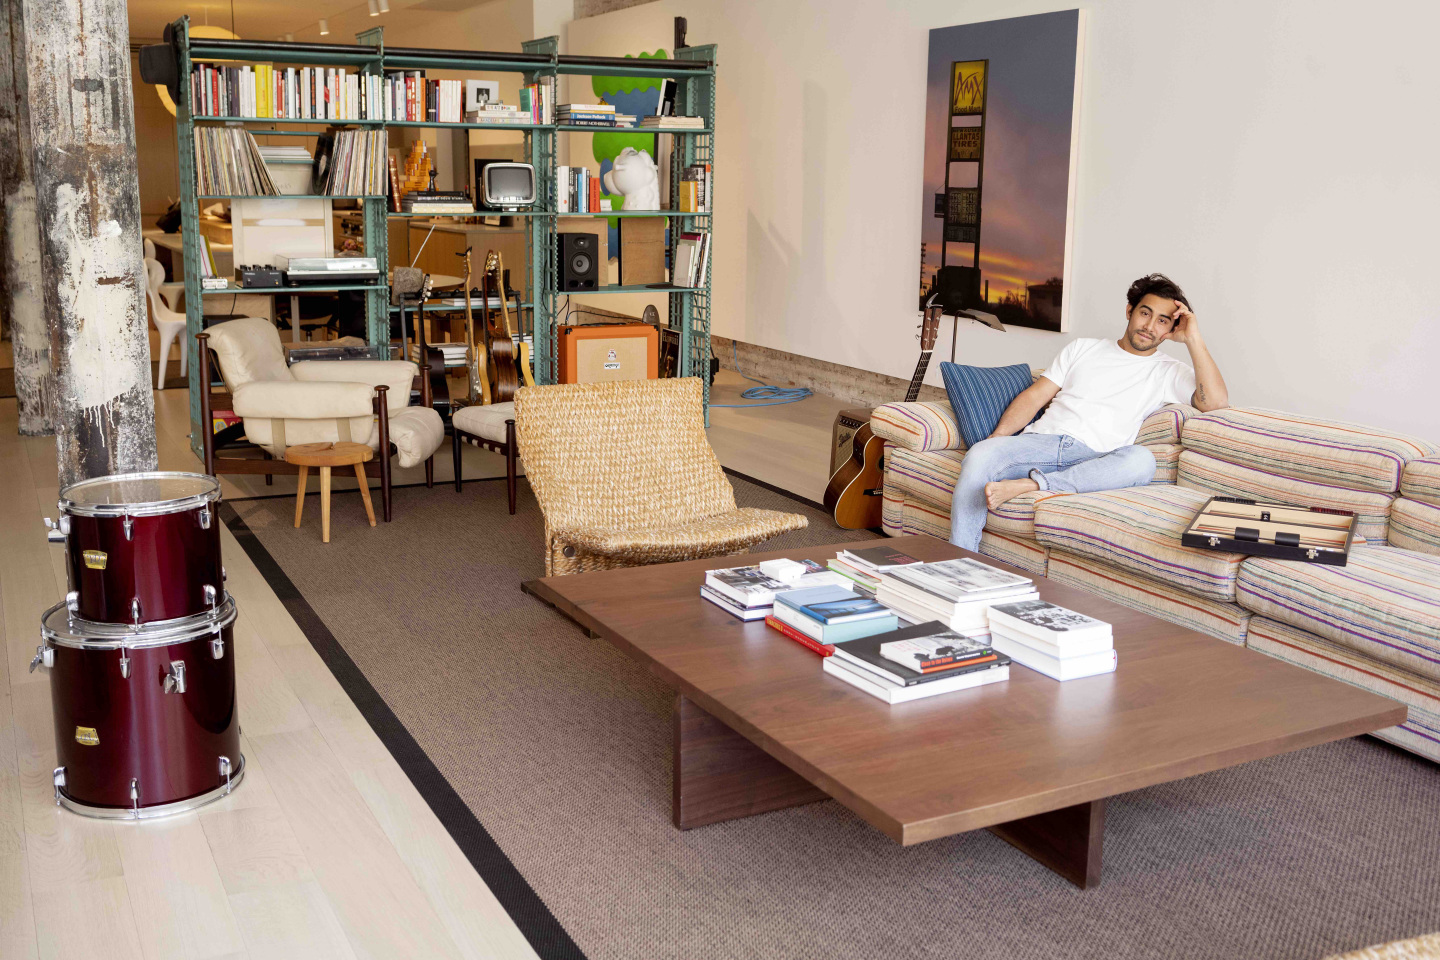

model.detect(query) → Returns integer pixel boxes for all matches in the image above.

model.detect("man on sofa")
[949,273,1230,550]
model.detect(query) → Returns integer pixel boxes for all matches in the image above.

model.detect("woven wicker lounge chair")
[515,378,809,576]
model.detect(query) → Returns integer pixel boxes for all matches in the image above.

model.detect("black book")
[846,546,921,569]
[831,622,1008,687]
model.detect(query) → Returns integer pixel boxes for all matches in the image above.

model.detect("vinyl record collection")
[192,126,278,196]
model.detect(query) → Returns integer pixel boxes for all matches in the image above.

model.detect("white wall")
[571,0,1440,439]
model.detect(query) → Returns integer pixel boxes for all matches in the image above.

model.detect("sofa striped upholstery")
[1182,408,1437,495]
[1388,497,1440,557]
[1177,450,1395,544]
[1400,457,1440,505]
[1235,546,1440,683]
[1047,551,1250,645]
[1149,443,1182,484]
[986,489,1068,538]
[1134,403,1194,446]
[1034,484,1247,601]
[1245,616,1440,764]
[882,445,963,510]
[881,489,949,540]
[870,401,964,453]
[977,530,1049,576]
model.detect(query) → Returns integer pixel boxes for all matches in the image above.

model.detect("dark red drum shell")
[65,508,224,625]
[49,624,240,810]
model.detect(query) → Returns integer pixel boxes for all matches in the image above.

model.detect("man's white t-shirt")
[1022,338,1195,453]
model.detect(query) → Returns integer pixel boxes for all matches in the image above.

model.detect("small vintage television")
[480,162,537,210]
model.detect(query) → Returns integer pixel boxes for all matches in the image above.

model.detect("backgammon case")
[1181,496,1358,566]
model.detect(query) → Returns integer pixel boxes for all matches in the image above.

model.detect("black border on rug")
[219,502,589,960]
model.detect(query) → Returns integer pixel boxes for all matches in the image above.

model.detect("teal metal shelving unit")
[167,17,717,456]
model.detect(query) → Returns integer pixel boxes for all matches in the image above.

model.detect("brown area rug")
[223,474,1440,960]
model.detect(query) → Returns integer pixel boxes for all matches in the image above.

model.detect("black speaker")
[557,233,600,292]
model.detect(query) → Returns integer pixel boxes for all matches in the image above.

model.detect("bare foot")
[985,478,1039,510]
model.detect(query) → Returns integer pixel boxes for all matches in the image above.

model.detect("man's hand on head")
[1164,300,1200,345]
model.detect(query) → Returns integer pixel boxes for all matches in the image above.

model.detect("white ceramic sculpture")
[603,147,661,211]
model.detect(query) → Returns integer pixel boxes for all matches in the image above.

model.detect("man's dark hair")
[1126,273,1190,311]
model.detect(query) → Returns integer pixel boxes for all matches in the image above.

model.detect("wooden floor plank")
[248,727,466,960]
[0,852,39,960]
[230,618,315,738]
[227,879,359,960]
[114,816,248,960]
[31,877,148,960]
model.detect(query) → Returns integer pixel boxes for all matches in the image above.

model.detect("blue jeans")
[948,434,1156,551]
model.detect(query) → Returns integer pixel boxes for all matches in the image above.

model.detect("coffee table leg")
[987,798,1106,889]
[673,695,828,830]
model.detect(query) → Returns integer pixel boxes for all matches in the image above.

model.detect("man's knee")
[960,437,1009,477]
[1117,445,1156,484]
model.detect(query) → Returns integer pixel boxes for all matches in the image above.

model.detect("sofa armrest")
[291,359,417,406]
[870,400,965,453]
[231,379,376,420]
[1137,403,1198,446]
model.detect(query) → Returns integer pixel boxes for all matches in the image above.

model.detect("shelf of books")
[168,16,717,452]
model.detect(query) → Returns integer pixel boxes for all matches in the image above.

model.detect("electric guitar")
[503,266,537,387]
[482,250,521,403]
[456,247,492,406]
[823,304,942,530]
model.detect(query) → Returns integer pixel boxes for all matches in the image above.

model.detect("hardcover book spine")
[765,617,834,657]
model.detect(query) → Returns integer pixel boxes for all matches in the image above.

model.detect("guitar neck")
[902,350,934,403]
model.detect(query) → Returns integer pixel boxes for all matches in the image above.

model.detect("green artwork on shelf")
[590,50,665,228]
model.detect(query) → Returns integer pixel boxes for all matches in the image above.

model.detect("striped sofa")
[872,401,1440,763]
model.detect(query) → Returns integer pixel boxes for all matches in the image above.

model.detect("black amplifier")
[238,264,284,288]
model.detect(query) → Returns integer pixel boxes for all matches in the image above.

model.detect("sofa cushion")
[1150,443,1182,484]
[1235,545,1440,683]
[383,405,446,469]
[205,316,292,390]
[1388,498,1440,557]
[977,530,1049,576]
[452,401,517,444]
[1135,403,1195,446]
[883,445,963,509]
[1047,550,1251,645]
[1177,449,1394,544]
[1182,407,1436,495]
[870,401,963,453]
[1401,457,1440,506]
[1034,484,1247,601]
[881,489,949,540]
[986,489,1068,538]
[1245,616,1440,765]
[938,361,1036,448]
[291,359,418,408]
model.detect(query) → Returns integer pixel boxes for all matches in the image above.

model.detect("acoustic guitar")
[482,249,521,403]
[823,305,942,530]
[409,274,447,415]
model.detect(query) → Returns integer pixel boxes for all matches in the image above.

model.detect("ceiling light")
[378,0,389,11]
[285,33,294,41]
[367,0,378,15]
[319,19,329,34]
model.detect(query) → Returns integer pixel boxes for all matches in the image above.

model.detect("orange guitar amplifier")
[557,322,659,384]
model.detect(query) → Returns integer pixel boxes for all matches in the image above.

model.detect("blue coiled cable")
[710,342,813,408]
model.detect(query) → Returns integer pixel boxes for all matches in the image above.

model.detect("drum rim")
[42,595,237,649]
[59,470,222,518]
[56,755,246,820]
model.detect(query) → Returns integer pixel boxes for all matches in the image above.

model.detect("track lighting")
[318,19,329,35]
[378,0,389,11]
[368,0,379,15]
[285,33,294,41]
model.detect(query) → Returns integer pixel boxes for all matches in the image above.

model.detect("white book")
[877,583,1038,633]
[704,564,843,608]
[888,558,1033,603]
[878,575,1036,614]
[700,585,768,622]
[672,240,698,287]
[987,599,1112,653]
[989,626,1111,659]
[823,656,1009,704]
[992,634,1117,681]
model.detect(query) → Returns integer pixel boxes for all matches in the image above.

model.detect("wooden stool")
[285,441,376,543]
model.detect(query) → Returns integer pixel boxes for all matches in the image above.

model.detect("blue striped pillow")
[939,362,1035,448]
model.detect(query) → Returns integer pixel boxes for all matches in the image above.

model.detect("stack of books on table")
[828,545,922,596]
[986,600,1117,680]
[824,622,1011,704]
[875,557,1038,641]
[639,115,706,130]
[766,585,898,654]
[701,561,845,621]
[409,342,468,368]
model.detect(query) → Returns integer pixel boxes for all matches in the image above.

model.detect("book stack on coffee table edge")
[874,557,1038,643]
[986,600,1117,680]
[701,561,845,621]
[766,585,899,654]
[828,545,923,596]
[824,622,1011,704]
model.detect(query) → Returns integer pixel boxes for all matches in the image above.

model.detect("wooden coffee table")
[523,535,1406,888]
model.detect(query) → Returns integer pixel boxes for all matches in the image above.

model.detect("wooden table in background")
[523,535,1405,889]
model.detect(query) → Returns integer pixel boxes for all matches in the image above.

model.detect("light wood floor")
[0,369,840,959]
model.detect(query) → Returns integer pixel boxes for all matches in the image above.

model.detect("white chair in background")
[143,237,185,310]
[144,258,188,389]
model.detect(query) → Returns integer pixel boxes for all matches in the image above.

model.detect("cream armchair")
[196,317,444,520]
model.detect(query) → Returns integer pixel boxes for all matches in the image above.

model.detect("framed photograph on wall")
[918,10,1085,332]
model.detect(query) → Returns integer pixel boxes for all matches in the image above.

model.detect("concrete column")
[18,0,156,482]
[0,0,57,435]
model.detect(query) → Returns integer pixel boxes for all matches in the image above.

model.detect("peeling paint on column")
[0,0,57,435]
[19,0,156,482]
